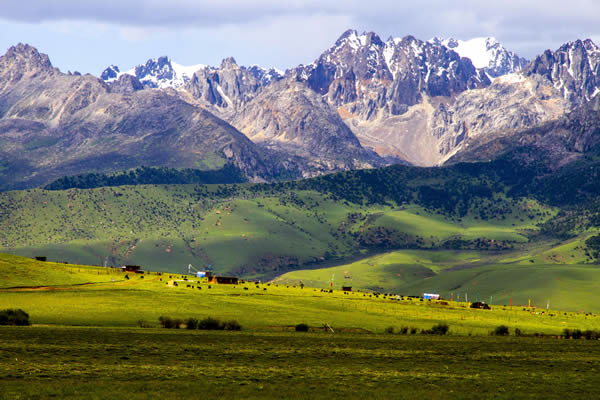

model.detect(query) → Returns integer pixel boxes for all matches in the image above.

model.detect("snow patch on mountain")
[100,57,204,89]
[102,58,282,89]
[429,37,528,78]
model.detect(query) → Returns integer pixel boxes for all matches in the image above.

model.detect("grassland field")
[3,327,600,399]
[2,253,600,334]
[2,254,600,399]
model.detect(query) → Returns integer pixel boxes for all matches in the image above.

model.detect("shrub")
[572,329,583,339]
[400,327,408,335]
[493,325,510,336]
[384,326,395,334]
[159,316,176,329]
[295,323,309,332]
[410,327,417,334]
[223,320,242,331]
[430,323,449,335]
[583,330,596,340]
[0,309,30,326]
[173,319,183,329]
[186,318,199,330]
[515,327,523,337]
[198,317,223,330]
[137,319,152,328]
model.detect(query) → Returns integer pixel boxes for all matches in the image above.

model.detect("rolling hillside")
[275,234,600,312]
[2,156,600,300]
[2,252,600,329]
[0,177,555,279]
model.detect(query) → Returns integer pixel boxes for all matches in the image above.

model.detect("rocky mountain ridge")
[97,31,537,166]
[101,56,282,91]
[525,39,600,104]
[3,31,600,190]
[0,44,284,189]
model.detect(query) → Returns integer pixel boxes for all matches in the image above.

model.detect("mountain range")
[1,30,600,189]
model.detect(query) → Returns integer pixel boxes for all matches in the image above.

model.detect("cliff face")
[296,30,490,121]
[444,40,600,166]
[182,56,384,174]
[228,77,384,176]
[525,39,600,104]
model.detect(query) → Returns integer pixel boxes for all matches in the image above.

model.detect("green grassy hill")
[0,253,123,288]
[2,158,600,305]
[2,253,600,333]
[0,184,555,278]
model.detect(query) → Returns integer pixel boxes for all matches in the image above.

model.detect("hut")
[342,286,352,292]
[423,293,440,300]
[208,276,239,284]
[34,256,47,262]
[121,265,144,274]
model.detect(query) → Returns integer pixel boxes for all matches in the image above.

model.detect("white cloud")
[119,26,159,42]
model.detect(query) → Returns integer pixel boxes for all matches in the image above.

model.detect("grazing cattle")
[470,302,491,310]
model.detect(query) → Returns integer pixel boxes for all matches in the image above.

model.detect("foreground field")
[2,327,600,399]
[3,253,600,399]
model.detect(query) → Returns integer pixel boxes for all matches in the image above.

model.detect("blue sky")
[1,0,599,76]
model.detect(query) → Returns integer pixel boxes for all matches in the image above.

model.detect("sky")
[1,0,599,76]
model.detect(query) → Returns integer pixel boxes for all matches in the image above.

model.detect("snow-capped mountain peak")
[100,57,283,89]
[100,57,205,89]
[525,38,600,103]
[428,36,528,77]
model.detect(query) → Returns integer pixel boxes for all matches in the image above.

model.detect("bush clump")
[515,327,523,337]
[422,323,449,335]
[384,326,395,334]
[295,323,309,332]
[493,325,510,336]
[0,309,30,326]
[159,316,241,331]
[564,328,600,339]
[223,320,242,331]
[159,316,182,329]
[198,317,223,330]
[137,319,153,328]
[186,318,199,330]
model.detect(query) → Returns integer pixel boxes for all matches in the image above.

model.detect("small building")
[342,286,352,292]
[423,293,440,300]
[196,271,207,278]
[121,265,144,273]
[208,276,239,284]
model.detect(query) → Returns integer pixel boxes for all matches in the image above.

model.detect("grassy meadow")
[3,152,600,398]
[2,253,600,334]
[0,253,600,399]
[2,254,600,399]
[3,327,600,399]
